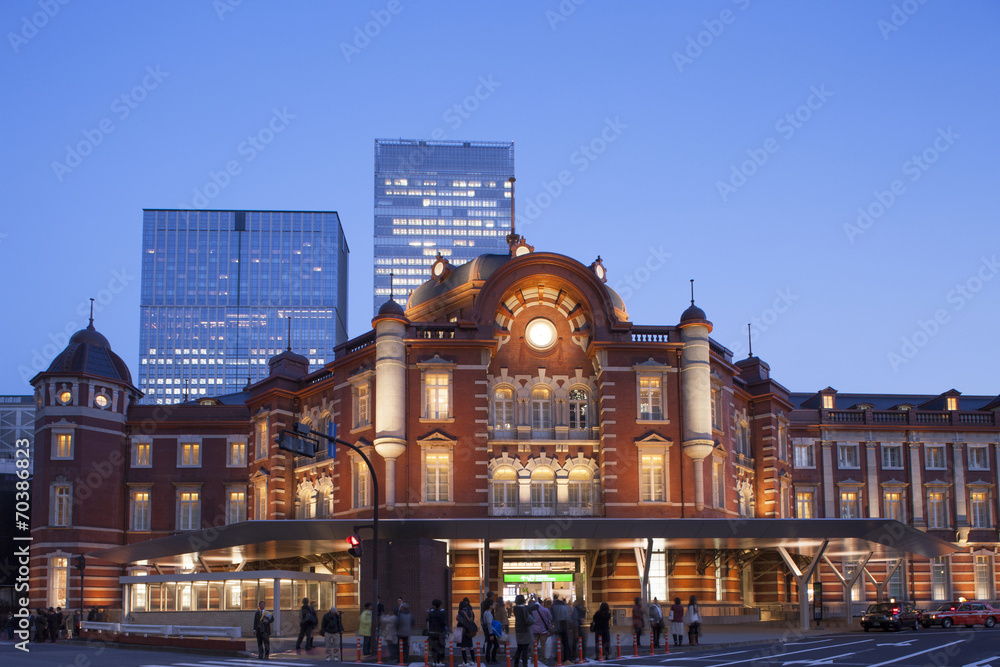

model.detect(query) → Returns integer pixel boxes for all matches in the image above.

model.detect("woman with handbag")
[457,599,476,666]
[592,602,611,660]
[511,595,532,667]
[684,595,701,646]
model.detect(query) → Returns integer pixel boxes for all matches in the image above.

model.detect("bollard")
[616,634,621,659]
[358,637,363,661]
[633,633,638,657]
[426,640,430,666]
[476,643,482,667]
[505,638,511,667]
[450,640,455,667]
[400,638,405,665]
[598,636,603,662]
[650,634,655,656]
[577,636,584,663]
[532,638,539,667]
[379,637,384,664]
[557,637,562,667]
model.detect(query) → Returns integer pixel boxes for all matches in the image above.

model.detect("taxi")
[921,600,999,629]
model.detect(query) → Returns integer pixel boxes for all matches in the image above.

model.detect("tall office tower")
[139,210,349,404]
[373,139,514,313]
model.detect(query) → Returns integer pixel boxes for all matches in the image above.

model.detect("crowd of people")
[3,606,82,642]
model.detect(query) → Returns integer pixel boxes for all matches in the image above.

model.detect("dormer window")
[821,395,834,410]
[945,397,958,411]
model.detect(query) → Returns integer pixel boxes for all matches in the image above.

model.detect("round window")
[95,395,109,408]
[58,390,72,405]
[525,318,557,351]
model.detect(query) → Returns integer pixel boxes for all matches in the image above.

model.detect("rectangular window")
[649,552,667,602]
[227,490,246,524]
[178,490,201,531]
[975,556,994,600]
[49,557,68,608]
[884,491,904,521]
[796,490,815,519]
[133,441,151,467]
[931,557,949,600]
[838,444,859,469]
[840,490,860,518]
[970,491,990,528]
[640,453,665,502]
[712,459,725,508]
[227,440,246,467]
[793,442,815,468]
[425,452,450,502]
[53,432,73,459]
[822,395,834,410]
[780,484,789,519]
[353,461,370,508]
[179,441,201,467]
[52,484,71,526]
[777,423,788,462]
[881,445,903,470]
[638,376,663,420]
[968,446,989,470]
[711,389,720,430]
[255,420,269,460]
[844,562,861,601]
[255,483,267,520]
[131,490,151,531]
[354,383,371,429]
[927,491,948,529]
[888,567,905,601]
[424,372,450,419]
[926,445,946,470]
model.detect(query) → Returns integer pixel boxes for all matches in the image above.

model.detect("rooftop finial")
[689,279,695,306]
[747,323,753,357]
[88,298,95,328]
[286,316,292,352]
[509,176,516,237]
[389,271,394,300]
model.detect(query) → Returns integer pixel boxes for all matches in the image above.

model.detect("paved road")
[2,629,997,667]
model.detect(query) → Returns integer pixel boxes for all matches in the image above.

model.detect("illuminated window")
[227,440,246,467]
[926,445,946,470]
[255,420,269,460]
[94,394,110,409]
[968,446,988,470]
[821,394,834,410]
[796,490,815,519]
[177,489,201,531]
[975,556,994,599]
[52,432,73,459]
[884,490,904,521]
[424,372,451,420]
[640,453,665,502]
[425,452,451,502]
[531,386,552,429]
[529,467,555,514]
[490,466,517,516]
[52,484,71,526]
[133,440,151,467]
[931,557,950,600]
[524,318,557,351]
[254,480,267,520]
[179,441,201,467]
[844,562,862,601]
[712,459,725,508]
[840,490,860,518]
[945,396,958,411]
[353,382,371,429]
[48,556,69,608]
[888,567,905,601]
[567,467,594,514]
[353,460,370,508]
[927,491,948,529]
[711,388,721,430]
[568,388,589,430]
[227,489,246,524]
[131,489,151,531]
[970,490,991,528]
[492,387,514,430]
[638,376,663,420]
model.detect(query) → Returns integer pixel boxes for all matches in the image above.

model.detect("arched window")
[297,484,317,519]
[567,467,594,515]
[530,467,555,515]
[568,388,589,430]
[493,387,515,430]
[491,466,518,516]
[531,386,552,429]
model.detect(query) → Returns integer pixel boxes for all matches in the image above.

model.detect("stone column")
[680,320,713,512]
[374,318,406,510]
[822,441,835,517]
[866,443,880,518]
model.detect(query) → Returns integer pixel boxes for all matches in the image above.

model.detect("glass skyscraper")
[139,209,349,404]
[373,139,514,313]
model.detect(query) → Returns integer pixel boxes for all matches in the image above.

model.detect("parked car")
[921,601,999,629]
[860,601,923,631]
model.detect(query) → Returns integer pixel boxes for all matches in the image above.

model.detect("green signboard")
[503,573,574,583]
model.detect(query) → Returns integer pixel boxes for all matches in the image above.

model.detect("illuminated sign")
[503,573,573,583]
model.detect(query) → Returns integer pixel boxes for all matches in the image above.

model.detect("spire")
[286,316,292,352]
[88,297,95,329]
[506,176,519,247]
[747,323,753,357]
[689,279,695,306]
[389,271,395,300]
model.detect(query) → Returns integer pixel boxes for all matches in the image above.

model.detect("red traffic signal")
[347,534,362,558]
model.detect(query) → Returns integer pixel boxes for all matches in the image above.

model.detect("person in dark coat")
[397,602,414,662]
[592,602,611,660]
[296,597,318,650]
[321,604,343,662]
[253,601,274,659]
[47,608,59,642]
[427,599,449,667]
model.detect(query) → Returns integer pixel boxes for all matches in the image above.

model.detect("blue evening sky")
[2,1,998,398]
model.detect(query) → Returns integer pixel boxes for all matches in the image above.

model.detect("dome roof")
[680,302,707,324]
[44,324,133,385]
[408,253,512,309]
[376,298,406,318]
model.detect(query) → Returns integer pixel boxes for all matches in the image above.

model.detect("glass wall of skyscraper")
[373,139,514,313]
[139,209,349,404]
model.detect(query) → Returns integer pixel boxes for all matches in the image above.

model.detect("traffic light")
[347,534,363,558]
[74,554,86,572]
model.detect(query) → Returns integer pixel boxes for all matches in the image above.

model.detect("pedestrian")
[427,599,449,667]
[684,595,701,646]
[296,597,318,650]
[648,597,663,649]
[592,602,611,660]
[64,609,75,639]
[551,595,571,661]
[381,608,399,663]
[527,594,551,658]
[573,598,587,659]
[48,607,59,642]
[631,597,644,649]
[457,598,477,666]
[360,602,374,656]
[511,594,532,667]
[321,604,343,662]
[253,601,274,659]
[482,599,499,663]
[398,602,414,662]
[669,598,684,647]
[494,595,509,639]
[481,590,495,615]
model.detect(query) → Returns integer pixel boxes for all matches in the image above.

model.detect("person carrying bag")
[683,595,701,646]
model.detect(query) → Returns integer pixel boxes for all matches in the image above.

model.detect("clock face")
[514,245,531,257]
[525,318,557,351]
[433,262,445,277]
[595,265,605,280]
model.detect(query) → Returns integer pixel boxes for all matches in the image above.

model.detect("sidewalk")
[258,622,863,662]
